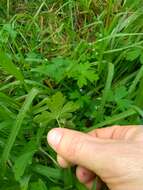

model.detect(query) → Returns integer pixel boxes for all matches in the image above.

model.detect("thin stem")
[39,147,59,167]
[57,118,62,128]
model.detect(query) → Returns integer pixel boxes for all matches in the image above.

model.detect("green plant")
[0,0,143,189]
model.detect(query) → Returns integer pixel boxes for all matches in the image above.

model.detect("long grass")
[0,0,143,190]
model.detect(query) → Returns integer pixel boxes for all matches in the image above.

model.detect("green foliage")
[68,63,98,88]
[30,179,47,190]
[0,52,24,82]
[108,86,132,111]
[1,88,39,166]
[0,24,17,44]
[13,139,38,181]
[31,58,72,83]
[126,48,143,64]
[34,92,79,127]
[0,0,143,189]
[32,58,98,88]
[33,165,62,180]
[126,49,141,61]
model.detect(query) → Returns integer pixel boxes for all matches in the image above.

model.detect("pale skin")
[47,125,143,190]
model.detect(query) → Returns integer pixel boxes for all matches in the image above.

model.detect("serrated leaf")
[114,86,128,101]
[77,75,87,87]
[126,49,141,61]
[117,99,132,111]
[31,58,73,83]
[68,63,98,88]
[70,90,91,108]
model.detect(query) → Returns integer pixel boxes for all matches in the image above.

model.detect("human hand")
[47,125,143,190]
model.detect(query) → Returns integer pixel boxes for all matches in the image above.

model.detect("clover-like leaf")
[34,92,79,126]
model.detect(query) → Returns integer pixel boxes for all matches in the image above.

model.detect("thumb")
[47,128,116,175]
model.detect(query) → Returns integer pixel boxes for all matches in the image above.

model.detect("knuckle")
[60,135,84,162]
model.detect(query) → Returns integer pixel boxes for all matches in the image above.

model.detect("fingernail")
[47,129,63,149]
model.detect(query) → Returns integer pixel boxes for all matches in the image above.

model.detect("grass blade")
[0,92,19,110]
[97,62,114,121]
[87,109,136,131]
[0,52,24,82]
[128,65,143,94]
[33,164,62,180]
[1,88,39,164]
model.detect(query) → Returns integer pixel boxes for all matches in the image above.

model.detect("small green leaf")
[46,92,65,114]
[0,24,17,44]
[3,24,17,39]
[126,49,141,61]
[0,52,24,82]
[30,179,47,190]
[114,86,128,101]
[13,152,33,181]
[61,101,79,116]
[34,92,79,125]
[77,75,87,88]
[13,139,37,181]
[68,62,98,88]
[117,99,132,111]
[31,58,73,83]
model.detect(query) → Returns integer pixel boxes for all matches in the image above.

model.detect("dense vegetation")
[0,0,143,189]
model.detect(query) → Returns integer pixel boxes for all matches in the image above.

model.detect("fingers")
[76,166,96,184]
[47,128,115,174]
[88,125,142,140]
[57,155,98,189]
[57,155,70,168]
[54,126,143,187]
[56,126,129,169]
[56,126,119,169]
[56,125,142,168]
[85,177,104,190]
[57,155,74,168]
[76,166,105,190]
[47,126,143,190]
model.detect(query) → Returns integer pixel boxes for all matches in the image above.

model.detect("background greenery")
[0,0,143,189]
